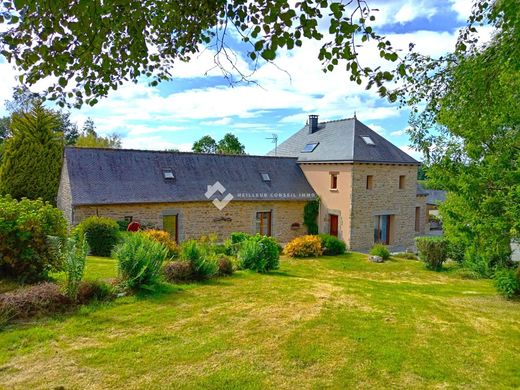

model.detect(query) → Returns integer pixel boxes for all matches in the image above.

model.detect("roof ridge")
[65,146,298,160]
[316,116,356,125]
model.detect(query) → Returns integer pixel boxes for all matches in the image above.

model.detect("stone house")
[57,116,427,251]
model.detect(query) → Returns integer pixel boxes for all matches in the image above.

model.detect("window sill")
[329,188,339,192]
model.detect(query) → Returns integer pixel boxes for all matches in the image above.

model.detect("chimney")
[308,114,319,134]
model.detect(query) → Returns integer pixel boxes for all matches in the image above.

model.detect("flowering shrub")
[143,229,179,258]
[283,235,323,258]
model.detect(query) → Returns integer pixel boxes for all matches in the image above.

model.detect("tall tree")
[82,118,97,136]
[75,132,122,149]
[404,0,520,274]
[217,133,245,155]
[0,101,64,203]
[192,135,217,154]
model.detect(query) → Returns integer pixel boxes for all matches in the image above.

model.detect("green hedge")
[76,216,120,257]
[319,234,347,255]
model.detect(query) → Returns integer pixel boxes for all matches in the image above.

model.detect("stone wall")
[73,200,307,243]
[350,163,419,251]
[57,156,73,225]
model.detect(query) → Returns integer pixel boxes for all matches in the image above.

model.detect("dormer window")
[261,173,271,182]
[302,142,319,153]
[163,168,175,180]
[361,136,375,145]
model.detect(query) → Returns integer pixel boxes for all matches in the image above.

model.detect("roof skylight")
[302,142,319,153]
[361,136,375,145]
[163,169,175,180]
[261,173,271,182]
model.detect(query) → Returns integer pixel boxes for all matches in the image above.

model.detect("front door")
[329,214,339,237]
[163,214,178,242]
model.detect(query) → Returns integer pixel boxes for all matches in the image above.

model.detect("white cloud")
[391,130,405,137]
[366,123,385,135]
[450,0,474,21]
[201,117,233,126]
[394,2,437,24]
[399,145,423,161]
[122,136,192,151]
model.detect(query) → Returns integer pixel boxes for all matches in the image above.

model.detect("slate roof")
[426,189,447,205]
[268,117,419,164]
[64,147,316,206]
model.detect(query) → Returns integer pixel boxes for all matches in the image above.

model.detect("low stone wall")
[73,200,307,243]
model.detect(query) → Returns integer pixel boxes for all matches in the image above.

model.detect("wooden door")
[329,214,339,237]
[163,214,178,242]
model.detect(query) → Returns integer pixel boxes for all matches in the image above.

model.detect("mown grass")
[1,253,519,389]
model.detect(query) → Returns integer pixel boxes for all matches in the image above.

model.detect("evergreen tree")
[0,101,64,204]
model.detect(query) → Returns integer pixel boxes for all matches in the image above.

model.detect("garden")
[1,196,520,389]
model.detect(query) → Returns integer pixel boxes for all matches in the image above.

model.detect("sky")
[0,0,486,160]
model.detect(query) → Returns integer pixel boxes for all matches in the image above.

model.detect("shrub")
[180,240,218,280]
[230,232,251,245]
[163,261,194,283]
[76,280,115,303]
[116,220,130,231]
[217,256,235,276]
[113,233,168,290]
[415,236,448,271]
[77,216,120,257]
[238,234,280,272]
[493,268,520,299]
[284,235,323,258]
[0,282,70,324]
[319,234,347,255]
[0,196,67,283]
[226,232,251,255]
[369,244,390,260]
[142,229,179,258]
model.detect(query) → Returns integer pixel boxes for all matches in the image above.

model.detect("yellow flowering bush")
[283,235,323,258]
[142,229,179,258]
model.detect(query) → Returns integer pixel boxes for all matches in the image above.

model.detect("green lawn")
[1,254,519,389]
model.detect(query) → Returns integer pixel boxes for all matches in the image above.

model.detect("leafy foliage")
[0,196,67,283]
[493,268,520,299]
[75,132,122,149]
[403,1,519,275]
[0,0,414,107]
[179,240,218,280]
[0,101,63,203]
[415,237,448,271]
[238,234,279,272]
[142,229,179,258]
[283,235,322,258]
[369,244,390,260]
[76,216,120,257]
[319,234,347,255]
[192,133,245,155]
[217,256,235,276]
[303,199,319,234]
[114,233,167,290]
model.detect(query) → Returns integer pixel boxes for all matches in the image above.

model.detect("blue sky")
[0,0,484,160]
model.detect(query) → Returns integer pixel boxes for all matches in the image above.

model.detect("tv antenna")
[266,133,278,156]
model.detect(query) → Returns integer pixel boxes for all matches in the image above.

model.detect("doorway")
[329,214,339,237]
[163,214,178,242]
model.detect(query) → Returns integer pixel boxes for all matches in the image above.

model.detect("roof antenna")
[266,133,278,156]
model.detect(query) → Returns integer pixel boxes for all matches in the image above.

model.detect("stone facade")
[350,163,420,251]
[72,200,307,243]
[301,162,423,251]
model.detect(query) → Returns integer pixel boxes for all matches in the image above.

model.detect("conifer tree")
[0,101,63,204]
